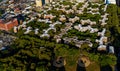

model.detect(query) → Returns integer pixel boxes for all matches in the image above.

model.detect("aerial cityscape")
[0,0,120,71]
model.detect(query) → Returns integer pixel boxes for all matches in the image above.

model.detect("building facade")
[35,0,54,7]
[105,0,116,4]
[0,19,18,31]
[76,0,86,2]
[35,0,43,7]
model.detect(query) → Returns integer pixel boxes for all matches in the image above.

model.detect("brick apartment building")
[0,19,18,31]
[0,12,24,31]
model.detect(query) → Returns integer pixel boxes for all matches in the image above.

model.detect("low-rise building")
[109,46,114,54]
[59,17,66,22]
[97,45,107,51]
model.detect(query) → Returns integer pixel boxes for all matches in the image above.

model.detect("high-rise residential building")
[105,0,116,4]
[45,0,49,4]
[35,0,42,7]
[49,0,53,2]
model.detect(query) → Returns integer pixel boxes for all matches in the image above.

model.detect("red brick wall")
[6,19,18,31]
[0,19,18,31]
[0,23,6,30]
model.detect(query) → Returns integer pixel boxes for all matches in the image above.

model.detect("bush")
[99,54,117,66]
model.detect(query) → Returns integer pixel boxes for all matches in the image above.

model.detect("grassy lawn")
[65,61,100,71]
[55,47,101,71]
[86,62,100,71]
[64,61,114,71]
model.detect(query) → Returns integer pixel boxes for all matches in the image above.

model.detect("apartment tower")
[35,0,42,7]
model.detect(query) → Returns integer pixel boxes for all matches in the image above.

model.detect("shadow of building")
[116,52,120,71]
[116,63,120,71]
[100,65,112,71]
[116,0,120,6]
[76,64,86,71]
[52,66,65,71]
[76,56,91,71]
[51,56,66,71]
